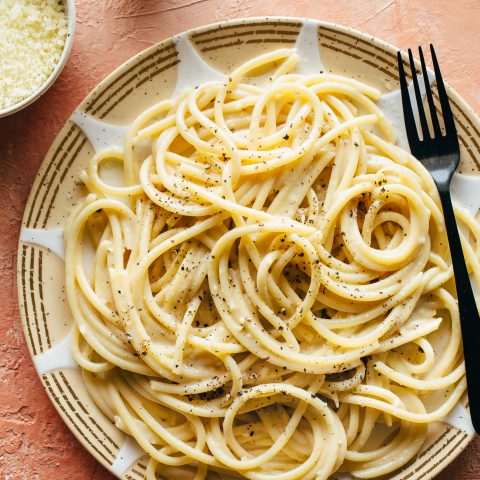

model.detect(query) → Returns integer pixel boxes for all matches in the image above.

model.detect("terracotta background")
[1,0,480,478]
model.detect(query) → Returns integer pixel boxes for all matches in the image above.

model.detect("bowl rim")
[0,0,76,118]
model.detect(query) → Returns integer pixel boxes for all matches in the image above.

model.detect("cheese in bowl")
[0,0,72,114]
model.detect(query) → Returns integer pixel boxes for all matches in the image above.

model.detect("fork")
[397,45,480,434]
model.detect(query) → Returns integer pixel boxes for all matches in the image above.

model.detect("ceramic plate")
[17,17,480,480]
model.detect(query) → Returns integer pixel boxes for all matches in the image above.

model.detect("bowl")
[0,0,76,118]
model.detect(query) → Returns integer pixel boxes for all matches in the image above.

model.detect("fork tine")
[408,48,430,140]
[430,44,457,140]
[397,51,419,147]
[419,46,442,138]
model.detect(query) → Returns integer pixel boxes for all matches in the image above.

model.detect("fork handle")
[440,189,480,433]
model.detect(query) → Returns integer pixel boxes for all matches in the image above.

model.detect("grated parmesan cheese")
[0,0,68,110]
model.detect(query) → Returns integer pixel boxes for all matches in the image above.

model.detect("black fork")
[398,46,480,434]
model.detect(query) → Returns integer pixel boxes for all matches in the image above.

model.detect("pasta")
[65,48,475,479]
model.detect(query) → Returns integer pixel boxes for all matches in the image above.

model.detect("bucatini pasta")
[65,48,477,480]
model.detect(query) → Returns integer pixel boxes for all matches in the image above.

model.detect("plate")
[17,17,480,480]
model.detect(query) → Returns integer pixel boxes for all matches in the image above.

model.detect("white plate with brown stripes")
[17,17,480,480]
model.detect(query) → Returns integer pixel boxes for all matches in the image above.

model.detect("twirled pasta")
[65,48,475,480]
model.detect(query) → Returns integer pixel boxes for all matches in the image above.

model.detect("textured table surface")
[1,0,480,478]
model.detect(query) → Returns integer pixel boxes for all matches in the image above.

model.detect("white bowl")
[0,0,76,118]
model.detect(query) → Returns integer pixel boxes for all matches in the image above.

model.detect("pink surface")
[1,0,480,478]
